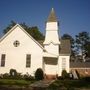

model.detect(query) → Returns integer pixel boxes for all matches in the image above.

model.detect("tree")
[28,27,44,40]
[35,68,44,80]
[3,21,44,40]
[85,42,90,57]
[3,21,16,34]
[75,31,90,56]
[20,23,44,40]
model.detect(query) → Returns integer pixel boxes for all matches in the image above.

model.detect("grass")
[0,78,90,89]
[0,79,34,86]
[48,79,90,89]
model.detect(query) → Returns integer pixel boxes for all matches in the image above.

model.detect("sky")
[0,0,90,38]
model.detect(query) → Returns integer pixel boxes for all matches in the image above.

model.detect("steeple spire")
[44,8,60,46]
[47,8,57,22]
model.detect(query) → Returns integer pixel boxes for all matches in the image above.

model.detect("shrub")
[9,69,18,79]
[2,73,10,79]
[62,70,69,79]
[16,73,23,79]
[28,75,35,81]
[57,76,63,80]
[23,74,34,81]
[0,74,3,79]
[82,76,90,82]
[35,68,44,80]
[10,69,17,76]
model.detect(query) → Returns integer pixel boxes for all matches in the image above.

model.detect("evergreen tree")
[75,31,90,56]
[3,21,44,40]
[3,21,16,34]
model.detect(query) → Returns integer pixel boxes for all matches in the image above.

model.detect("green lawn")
[0,79,90,89]
[0,79,34,86]
[48,79,90,89]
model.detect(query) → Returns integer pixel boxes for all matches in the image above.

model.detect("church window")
[13,40,20,47]
[62,58,66,70]
[1,54,6,67]
[26,54,31,68]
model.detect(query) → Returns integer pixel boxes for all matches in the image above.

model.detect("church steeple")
[47,8,57,22]
[44,8,60,55]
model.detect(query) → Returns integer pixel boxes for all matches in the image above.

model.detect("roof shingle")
[59,39,71,55]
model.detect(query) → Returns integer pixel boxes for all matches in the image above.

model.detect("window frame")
[26,54,31,68]
[13,40,20,47]
[1,54,6,67]
[62,58,66,70]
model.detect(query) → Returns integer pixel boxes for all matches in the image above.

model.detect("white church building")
[0,8,71,78]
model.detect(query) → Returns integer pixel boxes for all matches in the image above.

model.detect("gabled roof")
[0,24,45,50]
[47,8,57,22]
[59,39,71,55]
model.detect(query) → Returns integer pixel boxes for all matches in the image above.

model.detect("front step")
[45,74,57,80]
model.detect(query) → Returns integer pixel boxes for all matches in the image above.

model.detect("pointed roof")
[0,24,45,50]
[47,8,57,22]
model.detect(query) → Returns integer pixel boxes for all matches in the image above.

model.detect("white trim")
[43,41,60,45]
